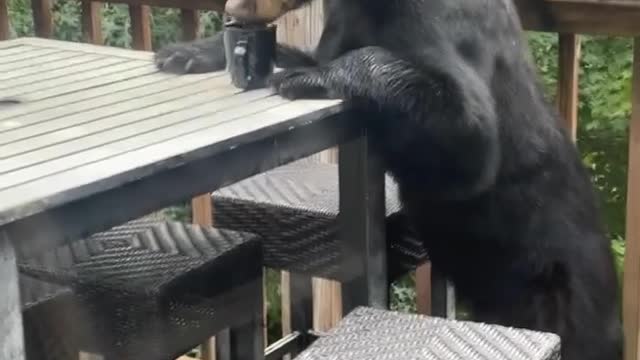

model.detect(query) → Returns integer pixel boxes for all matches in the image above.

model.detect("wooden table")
[0,37,388,359]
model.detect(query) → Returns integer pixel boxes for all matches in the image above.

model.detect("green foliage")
[527,33,631,241]
[6,0,632,335]
[7,0,222,49]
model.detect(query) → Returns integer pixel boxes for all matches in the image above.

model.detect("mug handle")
[232,38,251,88]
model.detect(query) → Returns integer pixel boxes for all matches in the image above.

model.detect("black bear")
[155,1,623,359]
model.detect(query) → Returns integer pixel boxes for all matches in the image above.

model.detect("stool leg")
[289,273,313,356]
[230,317,263,360]
[229,279,264,360]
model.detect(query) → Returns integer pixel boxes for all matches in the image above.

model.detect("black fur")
[155,1,623,359]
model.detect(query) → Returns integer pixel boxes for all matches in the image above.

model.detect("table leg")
[338,129,388,314]
[229,278,264,360]
[0,231,25,360]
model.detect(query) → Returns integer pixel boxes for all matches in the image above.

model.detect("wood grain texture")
[3,63,158,100]
[624,37,640,360]
[0,42,344,225]
[81,2,103,45]
[1,53,104,82]
[1,58,135,93]
[0,48,61,66]
[90,0,224,11]
[0,0,9,41]
[0,94,342,225]
[180,9,200,41]
[129,5,152,51]
[0,57,128,89]
[0,91,285,188]
[557,33,581,141]
[0,73,222,125]
[1,37,154,59]
[312,278,342,332]
[31,0,53,38]
[0,45,31,55]
[415,263,432,315]
[514,0,640,36]
[281,270,292,336]
[192,194,213,227]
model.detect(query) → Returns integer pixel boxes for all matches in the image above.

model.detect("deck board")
[0,53,115,81]
[12,64,161,101]
[0,91,287,187]
[6,61,152,97]
[0,45,40,57]
[0,81,265,171]
[0,72,208,120]
[0,57,130,88]
[0,39,343,225]
[0,74,225,139]
[0,51,90,72]
[0,48,62,65]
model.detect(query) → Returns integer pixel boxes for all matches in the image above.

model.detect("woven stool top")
[211,160,428,280]
[19,219,262,299]
[296,307,560,360]
[214,159,402,216]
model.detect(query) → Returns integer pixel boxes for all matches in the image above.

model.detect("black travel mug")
[223,19,277,90]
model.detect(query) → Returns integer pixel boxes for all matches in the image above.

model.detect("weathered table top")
[0,37,343,230]
[0,38,390,360]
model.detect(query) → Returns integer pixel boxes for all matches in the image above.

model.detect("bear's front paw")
[155,42,225,74]
[268,67,334,100]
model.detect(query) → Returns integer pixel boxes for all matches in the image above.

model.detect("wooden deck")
[3,0,640,359]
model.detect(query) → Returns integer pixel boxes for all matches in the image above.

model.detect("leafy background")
[5,0,633,343]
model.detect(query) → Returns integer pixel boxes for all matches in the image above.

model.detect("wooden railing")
[2,1,640,360]
[0,0,225,48]
[515,4,640,360]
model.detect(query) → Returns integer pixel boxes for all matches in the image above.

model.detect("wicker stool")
[211,159,452,303]
[296,307,561,360]
[18,219,264,360]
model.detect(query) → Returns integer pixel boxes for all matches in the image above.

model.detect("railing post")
[180,9,199,41]
[31,0,52,38]
[557,33,581,141]
[623,37,640,360]
[81,2,103,45]
[129,5,152,50]
[0,0,9,40]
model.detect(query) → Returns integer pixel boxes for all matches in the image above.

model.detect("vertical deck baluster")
[623,37,640,360]
[81,1,103,45]
[129,5,152,50]
[31,0,52,38]
[558,33,582,141]
[0,0,9,40]
[180,9,199,41]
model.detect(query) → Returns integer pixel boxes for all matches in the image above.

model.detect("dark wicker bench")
[211,159,452,304]
[18,219,264,360]
[296,307,561,360]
